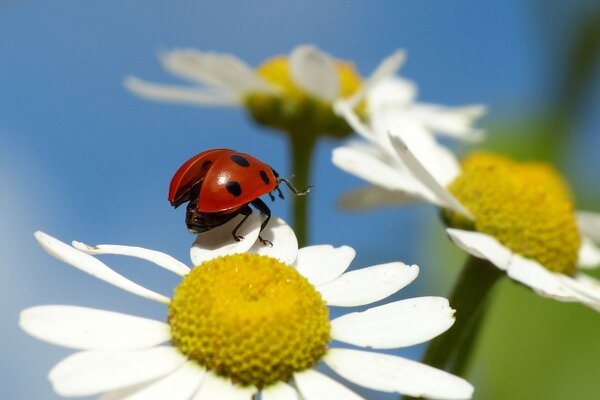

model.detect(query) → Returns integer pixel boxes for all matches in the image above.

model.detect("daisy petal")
[294,369,364,400]
[332,145,431,200]
[159,49,275,94]
[555,273,600,305]
[249,217,298,265]
[190,213,261,266]
[325,348,474,400]
[411,104,486,141]
[318,262,419,307]
[578,235,600,269]
[124,77,238,106]
[19,306,170,350]
[262,381,299,400]
[294,245,355,286]
[347,50,406,109]
[506,254,579,301]
[98,382,153,400]
[366,76,416,112]
[122,362,206,400]
[72,241,190,276]
[49,347,186,397]
[446,229,512,270]
[577,211,600,243]
[331,297,455,348]
[192,372,256,400]
[290,45,339,101]
[389,135,472,218]
[34,232,169,303]
[338,185,424,210]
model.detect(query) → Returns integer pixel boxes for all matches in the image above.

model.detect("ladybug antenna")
[277,177,313,195]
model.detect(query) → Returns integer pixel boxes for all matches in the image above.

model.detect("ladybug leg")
[276,186,284,199]
[231,205,253,242]
[276,178,313,196]
[268,192,275,201]
[250,198,273,247]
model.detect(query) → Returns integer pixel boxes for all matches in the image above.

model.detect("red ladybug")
[168,149,311,244]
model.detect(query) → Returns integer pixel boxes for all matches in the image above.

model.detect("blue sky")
[2,1,599,399]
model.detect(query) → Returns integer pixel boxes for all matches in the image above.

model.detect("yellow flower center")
[243,55,364,139]
[168,253,331,388]
[443,152,580,275]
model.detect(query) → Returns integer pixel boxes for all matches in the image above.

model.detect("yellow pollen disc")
[168,253,331,388]
[444,152,580,275]
[243,55,364,139]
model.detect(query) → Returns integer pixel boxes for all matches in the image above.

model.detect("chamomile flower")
[125,44,405,138]
[21,215,474,399]
[332,76,485,210]
[334,125,600,311]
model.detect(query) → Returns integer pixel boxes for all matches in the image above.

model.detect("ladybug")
[168,149,312,244]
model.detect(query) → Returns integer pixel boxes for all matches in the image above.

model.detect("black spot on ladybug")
[259,170,270,185]
[201,160,212,168]
[230,155,250,167]
[225,181,242,197]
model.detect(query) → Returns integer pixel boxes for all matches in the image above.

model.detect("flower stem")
[403,256,503,400]
[288,133,317,247]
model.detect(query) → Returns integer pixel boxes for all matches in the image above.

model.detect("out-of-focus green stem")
[403,256,503,400]
[288,133,316,247]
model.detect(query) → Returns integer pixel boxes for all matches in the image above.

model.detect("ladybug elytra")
[168,149,312,244]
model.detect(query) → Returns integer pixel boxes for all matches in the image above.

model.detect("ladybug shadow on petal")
[169,149,312,246]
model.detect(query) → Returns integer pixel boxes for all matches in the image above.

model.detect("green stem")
[288,133,317,247]
[403,256,503,400]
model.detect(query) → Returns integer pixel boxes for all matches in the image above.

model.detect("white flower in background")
[125,44,406,139]
[21,215,474,400]
[335,126,600,311]
[332,66,485,210]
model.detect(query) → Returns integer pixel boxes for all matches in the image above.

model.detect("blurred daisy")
[335,127,600,310]
[125,44,405,139]
[332,72,485,210]
[21,215,474,399]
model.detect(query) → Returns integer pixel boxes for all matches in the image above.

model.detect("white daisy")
[334,124,600,311]
[21,215,474,399]
[332,72,485,211]
[125,44,405,138]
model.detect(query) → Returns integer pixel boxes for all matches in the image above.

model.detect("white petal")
[325,348,474,399]
[411,104,486,141]
[98,382,153,400]
[334,100,380,143]
[318,262,419,307]
[294,245,355,286]
[123,362,206,400]
[577,211,600,243]
[331,297,455,348]
[34,232,170,303]
[190,213,261,266]
[347,50,407,109]
[389,135,471,218]
[366,75,416,113]
[249,217,298,265]
[555,273,600,306]
[192,372,255,400]
[124,77,239,106]
[72,241,190,276]
[20,306,170,350]
[290,45,339,101]
[261,381,299,400]
[506,254,579,301]
[294,369,364,400]
[49,347,186,397]
[159,49,275,93]
[338,185,424,210]
[446,229,512,270]
[578,235,600,269]
[332,145,433,201]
